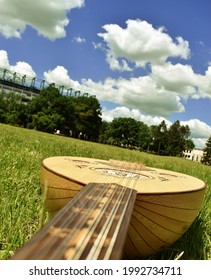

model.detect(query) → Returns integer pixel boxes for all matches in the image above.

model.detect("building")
[183,149,203,162]
[0,67,91,103]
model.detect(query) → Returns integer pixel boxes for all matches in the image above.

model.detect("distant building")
[183,149,203,162]
[0,67,92,102]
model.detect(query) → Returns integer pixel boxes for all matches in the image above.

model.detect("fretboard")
[12,183,137,260]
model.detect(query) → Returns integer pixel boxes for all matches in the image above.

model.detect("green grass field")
[0,123,210,260]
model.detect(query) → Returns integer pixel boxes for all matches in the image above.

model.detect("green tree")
[166,121,193,156]
[72,96,102,141]
[99,121,111,144]
[0,91,28,127]
[150,120,194,156]
[28,86,74,134]
[28,86,102,138]
[108,118,140,147]
[0,92,7,123]
[137,121,152,151]
[201,136,211,165]
[184,138,195,150]
[151,120,168,154]
[32,112,65,133]
[29,86,61,115]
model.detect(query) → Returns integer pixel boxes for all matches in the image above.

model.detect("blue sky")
[0,0,211,148]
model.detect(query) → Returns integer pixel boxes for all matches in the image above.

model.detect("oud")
[12,156,206,260]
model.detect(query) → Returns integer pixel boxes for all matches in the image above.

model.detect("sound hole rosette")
[93,168,151,179]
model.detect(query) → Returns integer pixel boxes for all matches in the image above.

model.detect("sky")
[0,0,211,148]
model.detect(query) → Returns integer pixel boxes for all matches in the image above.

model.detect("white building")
[183,149,204,162]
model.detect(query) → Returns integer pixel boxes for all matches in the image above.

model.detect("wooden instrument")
[12,156,206,260]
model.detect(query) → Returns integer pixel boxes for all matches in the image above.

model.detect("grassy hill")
[0,123,210,259]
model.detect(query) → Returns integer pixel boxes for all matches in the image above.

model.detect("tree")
[28,86,75,134]
[184,138,195,150]
[164,121,194,156]
[151,120,168,154]
[107,118,140,147]
[137,121,152,151]
[99,121,111,144]
[0,92,7,123]
[103,118,152,150]
[150,120,194,156]
[32,112,65,133]
[201,136,211,165]
[27,86,102,138]
[29,86,61,113]
[0,91,28,127]
[72,96,102,141]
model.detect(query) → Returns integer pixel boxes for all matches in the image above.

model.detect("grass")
[0,123,210,260]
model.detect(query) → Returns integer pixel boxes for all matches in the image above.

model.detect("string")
[54,160,134,258]
[52,158,142,260]
[67,159,142,259]
[37,158,143,259]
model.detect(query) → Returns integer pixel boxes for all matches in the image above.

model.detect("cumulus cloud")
[0,0,85,40]
[96,18,211,101]
[98,19,190,70]
[151,63,199,97]
[81,75,184,117]
[0,50,10,68]
[105,51,133,72]
[101,106,171,127]
[0,50,36,76]
[80,60,211,108]
[181,119,211,139]
[197,66,211,98]
[180,119,211,148]
[10,62,36,77]
[43,66,80,88]
[192,138,207,149]
[151,62,211,100]
[101,106,141,122]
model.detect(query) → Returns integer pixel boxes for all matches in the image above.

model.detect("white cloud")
[81,75,185,117]
[151,62,199,97]
[181,119,211,139]
[10,62,36,77]
[192,138,207,149]
[101,106,141,122]
[118,76,185,116]
[0,50,36,77]
[151,63,211,100]
[181,119,211,148]
[98,19,190,70]
[43,66,80,88]
[73,36,86,43]
[106,52,133,72]
[197,66,211,98]
[0,50,10,68]
[96,18,211,102]
[92,41,133,71]
[92,42,104,50]
[101,106,171,127]
[0,0,85,40]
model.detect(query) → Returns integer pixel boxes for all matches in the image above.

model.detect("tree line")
[0,85,195,156]
[0,86,102,141]
[100,118,194,156]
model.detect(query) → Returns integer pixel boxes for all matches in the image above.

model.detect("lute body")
[38,156,206,259]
